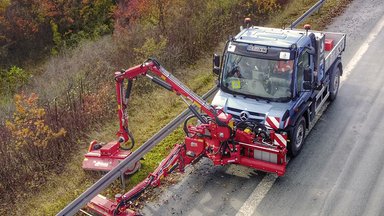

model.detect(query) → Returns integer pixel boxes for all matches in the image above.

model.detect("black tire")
[329,66,341,101]
[289,117,306,157]
[92,143,102,150]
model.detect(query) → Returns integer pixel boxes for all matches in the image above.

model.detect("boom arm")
[86,143,196,216]
[115,58,219,144]
[112,144,189,215]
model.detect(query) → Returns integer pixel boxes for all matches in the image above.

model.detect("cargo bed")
[323,32,346,72]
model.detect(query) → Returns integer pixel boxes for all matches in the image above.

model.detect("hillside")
[0,0,351,215]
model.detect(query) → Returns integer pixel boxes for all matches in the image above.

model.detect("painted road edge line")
[236,14,384,216]
[236,174,277,216]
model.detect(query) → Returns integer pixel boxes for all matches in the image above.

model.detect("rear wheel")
[289,117,306,157]
[329,66,341,101]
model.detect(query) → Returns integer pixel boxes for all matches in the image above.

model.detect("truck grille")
[226,107,265,123]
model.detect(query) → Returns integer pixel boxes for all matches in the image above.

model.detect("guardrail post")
[121,172,125,190]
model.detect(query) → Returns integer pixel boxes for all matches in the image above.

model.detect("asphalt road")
[142,0,384,215]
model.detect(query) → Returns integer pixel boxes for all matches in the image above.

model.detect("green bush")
[0,66,30,95]
[0,0,116,68]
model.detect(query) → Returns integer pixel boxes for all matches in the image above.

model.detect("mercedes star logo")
[239,111,250,121]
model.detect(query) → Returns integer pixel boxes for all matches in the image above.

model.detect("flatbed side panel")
[324,32,346,72]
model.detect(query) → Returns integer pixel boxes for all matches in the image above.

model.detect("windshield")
[221,53,293,101]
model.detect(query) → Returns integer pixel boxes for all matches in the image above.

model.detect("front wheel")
[329,66,341,101]
[289,117,306,157]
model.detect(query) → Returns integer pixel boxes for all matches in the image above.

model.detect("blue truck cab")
[212,25,346,156]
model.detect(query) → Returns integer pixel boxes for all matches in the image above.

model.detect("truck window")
[221,53,293,101]
[297,52,310,92]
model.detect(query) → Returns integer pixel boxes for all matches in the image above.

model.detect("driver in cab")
[274,60,294,74]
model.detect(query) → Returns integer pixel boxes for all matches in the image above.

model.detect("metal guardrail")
[290,0,325,29]
[57,86,218,216]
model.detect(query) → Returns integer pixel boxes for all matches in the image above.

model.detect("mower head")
[87,194,137,216]
[82,140,140,175]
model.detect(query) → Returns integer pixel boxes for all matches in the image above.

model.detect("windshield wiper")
[221,85,282,103]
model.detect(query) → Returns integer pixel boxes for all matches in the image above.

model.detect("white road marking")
[236,174,277,216]
[236,14,384,216]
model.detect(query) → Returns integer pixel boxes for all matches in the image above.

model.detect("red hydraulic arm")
[117,144,192,216]
[87,141,204,216]
[114,58,220,144]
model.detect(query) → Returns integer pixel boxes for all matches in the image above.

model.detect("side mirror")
[307,47,316,55]
[303,67,312,82]
[213,54,221,75]
[303,67,312,90]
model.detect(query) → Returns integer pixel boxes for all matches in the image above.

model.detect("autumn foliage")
[6,93,66,150]
[0,0,115,67]
[0,86,115,208]
[0,93,68,207]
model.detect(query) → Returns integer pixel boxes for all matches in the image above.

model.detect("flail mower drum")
[82,140,141,175]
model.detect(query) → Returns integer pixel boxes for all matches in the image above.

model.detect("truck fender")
[329,57,343,76]
[290,101,311,129]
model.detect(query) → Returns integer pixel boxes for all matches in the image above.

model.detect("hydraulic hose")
[236,120,267,132]
[183,114,212,138]
[235,120,270,143]
[212,109,234,138]
[113,177,154,216]
[120,129,135,150]
[183,115,196,137]
[125,79,133,100]
[118,78,135,150]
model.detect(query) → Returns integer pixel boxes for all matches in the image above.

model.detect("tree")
[0,0,116,67]
[114,0,172,34]
[5,93,66,153]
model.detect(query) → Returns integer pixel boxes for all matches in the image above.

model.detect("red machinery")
[82,68,140,174]
[87,58,288,215]
[82,140,140,174]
